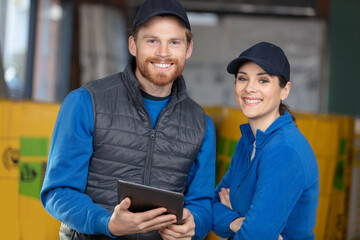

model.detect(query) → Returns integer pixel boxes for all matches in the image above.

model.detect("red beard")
[137,57,185,86]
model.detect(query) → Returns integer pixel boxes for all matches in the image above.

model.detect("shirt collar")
[240,111,294,149]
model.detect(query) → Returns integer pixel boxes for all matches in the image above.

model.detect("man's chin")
[149,77,175,86]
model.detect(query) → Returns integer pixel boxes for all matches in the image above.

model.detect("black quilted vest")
[61,59,207,240]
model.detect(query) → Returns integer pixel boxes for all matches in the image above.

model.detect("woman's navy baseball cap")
[227,42,290,82]
[132,0,191,31]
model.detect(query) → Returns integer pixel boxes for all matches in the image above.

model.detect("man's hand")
[108,197,177,236]
[158,208,195,240]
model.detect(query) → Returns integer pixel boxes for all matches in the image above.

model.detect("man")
[40,0,216,239]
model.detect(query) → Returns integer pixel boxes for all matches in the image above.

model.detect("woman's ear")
[280,81,291,101]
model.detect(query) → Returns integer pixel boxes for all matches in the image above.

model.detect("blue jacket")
[40,88,216,239]
[212,112,319,240]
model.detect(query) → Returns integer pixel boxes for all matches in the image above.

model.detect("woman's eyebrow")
[237,71,247,75]
[237,71,268,76]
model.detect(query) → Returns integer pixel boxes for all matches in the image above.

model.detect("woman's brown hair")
[278,75,295,122]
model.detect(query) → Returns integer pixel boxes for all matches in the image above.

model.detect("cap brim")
[134,10,190,31]
[227,56,279,76]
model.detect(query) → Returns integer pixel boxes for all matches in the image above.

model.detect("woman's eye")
[237,77,247,81]
[259,79,269,83]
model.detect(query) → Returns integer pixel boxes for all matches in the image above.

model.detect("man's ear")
[185,40,193,59]
[128,36,136,57]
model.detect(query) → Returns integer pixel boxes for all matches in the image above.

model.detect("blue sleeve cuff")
[191,210,202,240]
[93,209,113,237]
[185,205,212,240]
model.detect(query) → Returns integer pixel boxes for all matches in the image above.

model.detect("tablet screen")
[117,180,184,224]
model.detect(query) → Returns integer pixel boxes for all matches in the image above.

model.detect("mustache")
[146,57,179,64]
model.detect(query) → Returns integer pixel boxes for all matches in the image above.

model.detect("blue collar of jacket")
[239,111,294,149]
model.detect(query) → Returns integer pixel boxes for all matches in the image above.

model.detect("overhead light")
[187,12,219,26]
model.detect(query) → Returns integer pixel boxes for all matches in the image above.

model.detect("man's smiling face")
[129,15,193,87]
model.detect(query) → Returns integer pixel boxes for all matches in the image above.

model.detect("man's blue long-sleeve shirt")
[40,88,216,239]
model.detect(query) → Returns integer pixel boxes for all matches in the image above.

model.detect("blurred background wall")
[1,0,360,240]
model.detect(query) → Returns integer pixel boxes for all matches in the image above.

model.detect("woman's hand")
[219,188,283,240]
[229,217,245,233]
[229,217,283,240]
[219,187,232,210]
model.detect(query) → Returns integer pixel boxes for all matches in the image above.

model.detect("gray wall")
[183,14,327,113]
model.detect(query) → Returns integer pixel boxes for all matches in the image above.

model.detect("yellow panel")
[326,188,347,239]
[0,100,21,178]
[203,105,225,131]
[20,101,60,139]
[205,231,226,240]
[0,100,22,137]
[0,100,10,136]
[19,195,61,240]
[218,107,247,140]
[316,155,337,195]
[295,113,340,197]
[324,115,354,239]
[18,101,61,240]
[295,112,339,158]
[0,138,20,178]
[0,178,20,240]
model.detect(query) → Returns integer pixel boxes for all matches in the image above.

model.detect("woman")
[212,42,319,240]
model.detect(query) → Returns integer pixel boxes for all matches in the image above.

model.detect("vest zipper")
[144,129,156,185]
[143,104,171,186]
[142,93,177,186]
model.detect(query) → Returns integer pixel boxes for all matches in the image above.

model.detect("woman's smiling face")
[235,61,290,127]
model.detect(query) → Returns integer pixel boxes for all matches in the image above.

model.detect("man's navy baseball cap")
[227,42,290,82]
[132,0,191,31]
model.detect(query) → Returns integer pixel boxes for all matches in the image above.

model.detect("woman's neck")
[248,113,280,138]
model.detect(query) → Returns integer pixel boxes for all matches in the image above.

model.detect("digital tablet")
[117,180,184,224]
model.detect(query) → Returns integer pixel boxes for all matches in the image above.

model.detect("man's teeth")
[154,63,171,68]
[244,99,261,103]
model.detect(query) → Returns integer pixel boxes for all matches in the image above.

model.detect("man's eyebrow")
[141,35,185,41]
[142,34,157,39]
